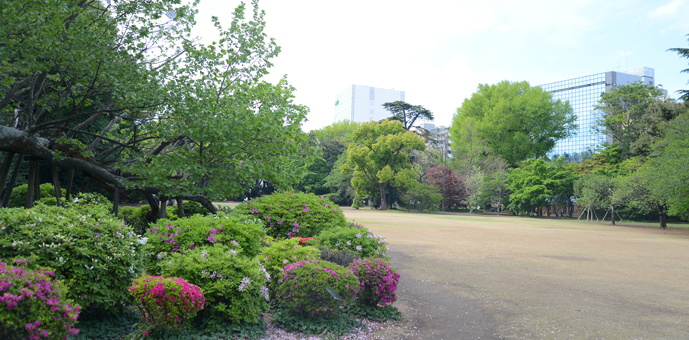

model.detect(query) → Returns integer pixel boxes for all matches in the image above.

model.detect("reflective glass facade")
[540,73,607,159]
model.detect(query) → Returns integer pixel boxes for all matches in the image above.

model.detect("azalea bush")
[275,260,359,316]
[350,258,400,307]
[316,224,389,259]
[118,206,151,235]
[257,238,320,290]
[145,212,266,275]
[0,204,141,314]
[160,245,269,323]
[234,192,348,238]
[0,259,80,340]
[129,276,205,333]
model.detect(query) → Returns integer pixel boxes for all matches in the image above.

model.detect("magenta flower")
[294,222,299,228]
[279,220,283,225]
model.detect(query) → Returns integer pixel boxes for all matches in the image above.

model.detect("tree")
[616,170,670,229]
[401,181,442,213]
[324,153,355,205]
[340,120,425,210]
[668,33,689,101]
[449,116,490,175]
[573,174,621,224]
[479,156,510,213]
[311,121,361,145]
[0,0,310,214]
[595,82,682,159]
[426,164,466,210]
[452,81,576,166]
[382,101,434,131]
[464,166,485,213]
[506,159,550,215]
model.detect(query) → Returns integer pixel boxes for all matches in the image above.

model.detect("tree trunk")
[65,168,74,201]
[378,184,388,210]
[177,197,185,218]
[50,165,62,207]
[658,204,667,229]
[0,152,15,203]
[33,161,40,203]
[2,154,23,207]
[159,196,167,219]
[26,161,37,208]
[144,192,159,223]
[610,205,615,225]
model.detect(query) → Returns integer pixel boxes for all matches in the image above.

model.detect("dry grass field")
[341,208,689,340]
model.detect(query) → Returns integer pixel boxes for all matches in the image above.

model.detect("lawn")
[340,207,689,339]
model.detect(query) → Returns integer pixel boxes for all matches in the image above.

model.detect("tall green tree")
[595,82,682,159]
[311,120,361,145]
[452,80,576,166]
[340,120,425,210]
[668,33,689,101]
[381,101,434,131]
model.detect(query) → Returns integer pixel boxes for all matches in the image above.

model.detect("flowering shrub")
[145,212,266,275]
[293,236,315,245]
[234,192,348,238]
[0,204,140,314]
[0,260,80,340]
[68,192,111,207]
[276,260,359,316]
[160,245,268,323]
[350,258,400,307]
[257,238,320,290]
[316,224,389,259]
[129,276,204,333]
[318,246,360,267]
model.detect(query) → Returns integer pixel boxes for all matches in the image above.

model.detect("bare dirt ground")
[342,208,689,340]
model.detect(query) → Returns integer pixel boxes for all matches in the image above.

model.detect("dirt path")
[344,208,689,340]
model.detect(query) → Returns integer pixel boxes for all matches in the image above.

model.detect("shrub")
[318,246,360,267]
[145,212,266,275]
[0,259,80,340]
[234,192,348,238]
[316,224,389,259]
[129,276,205,333]
[257,238,320,289]
[7,183,65,208]
[350,258,399,307]
[160,245,269,324]
[70,192,110,207]
[180,200,210,216]
[352,197,364,209]
[118,206,149,235]
[275,260,359,316]
[0,204,142,314]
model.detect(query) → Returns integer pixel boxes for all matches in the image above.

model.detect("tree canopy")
[668,33,689,101]
[381,101,434,131]
[451,80,576,166]
[340,120,425,210]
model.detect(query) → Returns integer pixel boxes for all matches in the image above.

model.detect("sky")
[189,0,689,132]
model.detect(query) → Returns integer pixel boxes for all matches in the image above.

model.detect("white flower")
[58,257,64,263]
[346,241,351,246]
[137,237,148,245]
[356,245,362,251]
[355,233,362,239]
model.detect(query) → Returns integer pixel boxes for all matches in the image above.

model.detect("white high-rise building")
[334,85,405,123]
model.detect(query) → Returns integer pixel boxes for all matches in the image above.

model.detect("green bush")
[257,238,320,290]
[71,192,110,207]
[159,245,268,324]
[318,246,360,267]
[315,224,389,259]
[180,200,210,216]
[0,259,81,340]
[7,183,65,207]
[275,260,359,316]
[234,192,348,239]
[0,204,142,314]
[352,196,364,209]
[145,212,266,275]
[129,275,205,334]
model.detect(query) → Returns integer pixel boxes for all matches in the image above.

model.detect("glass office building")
[539,67,656,160]
[334,85,405,123]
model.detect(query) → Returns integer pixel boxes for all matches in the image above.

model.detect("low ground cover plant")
[145,212,266,274]
[275,260,359,317]
[257,238,320,290]
[129,275,205,334]
[350,258,399,307]
[234,192,348,238]
[316,224,389,259]
[160,245,269,324]
[0,259,80,340]
[0,204,140,314]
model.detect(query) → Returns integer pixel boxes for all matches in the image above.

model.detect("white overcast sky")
[190,0,689,131]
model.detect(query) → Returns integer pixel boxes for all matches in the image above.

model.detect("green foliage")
[465,166,485,211]
[0,260,80,340]
[293,156,330,195]
[118,206,150,235]
[452,80,576,165]
[257,238,320,290]
[343,302,402,322]
[145,212,266,275]
[351,196,364,209]
[272,307,363,336]
[129,276,205,334]
[316,225,389,259]
[401,181,442,213]
[0,204,140,314]
[7,183,66,208]
[324,153,355,206]
[143,319,267,339]
[180,200,211,217]
[160,245,269,324]
[507,158,575,215]
[382,101,434,131]
[668,34,689,101]
[318,246,361,267]
[275,260,359,316]
[596,82,682,158]
[72,192,111,207]
[342,120,426,210]
[71,310,140,340]
[234,192,348,238]
[311,120,362,146]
